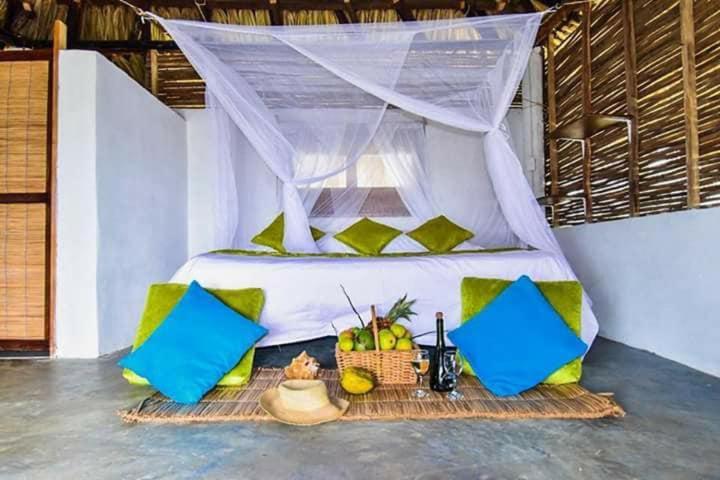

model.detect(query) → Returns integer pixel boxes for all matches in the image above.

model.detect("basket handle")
[370,305,380,352]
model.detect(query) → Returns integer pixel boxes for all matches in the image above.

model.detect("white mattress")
[171,250,599,350]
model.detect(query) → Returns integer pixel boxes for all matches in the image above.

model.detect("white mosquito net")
[151,12,562,258]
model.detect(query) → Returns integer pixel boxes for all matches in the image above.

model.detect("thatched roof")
[0,0,554,46]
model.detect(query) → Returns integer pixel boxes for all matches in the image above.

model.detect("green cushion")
[122,283,265,387]
[407,215,474,253]
[251,213,325,253]
[334,217,402,255]
[460,277,583,385]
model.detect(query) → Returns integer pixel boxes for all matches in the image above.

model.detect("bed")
[170,248,599,349]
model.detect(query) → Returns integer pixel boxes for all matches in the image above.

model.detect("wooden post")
[269,0,283,26]
[148,49,159,96]
[394,0,416,21]
[342,0,359,23]
[49,20,66,356]
[679,0,700,208]
[64,0,81,48]
[139,0,152,41]
[622,0,640,216]
[580,3,593,223]
[546,35,560,226]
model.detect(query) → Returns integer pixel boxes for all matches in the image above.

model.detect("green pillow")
[122,283,265,387]
[407,215,474,253]
[251,213,325,253]
[334,217,402,255]
[460,277,583,385]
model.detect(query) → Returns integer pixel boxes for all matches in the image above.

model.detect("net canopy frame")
[147,11,564,262]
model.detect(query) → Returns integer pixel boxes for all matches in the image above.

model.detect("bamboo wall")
[695,2,720,207]
[0,57,50,344]
[546,0,720,226]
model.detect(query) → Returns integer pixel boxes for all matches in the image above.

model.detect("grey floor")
[0,338,718,480]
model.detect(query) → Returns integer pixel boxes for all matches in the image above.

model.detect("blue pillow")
[448,275,587,396]
[119,281,268,404]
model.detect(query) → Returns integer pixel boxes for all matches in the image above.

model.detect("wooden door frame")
[0,22,65,354]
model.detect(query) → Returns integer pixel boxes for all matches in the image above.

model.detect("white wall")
[56,51,188,357]
[182,108,279,257]
[556,208,720,377]
[183,109,218,257]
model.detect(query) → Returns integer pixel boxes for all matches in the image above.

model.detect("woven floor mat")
[119,368,624,424]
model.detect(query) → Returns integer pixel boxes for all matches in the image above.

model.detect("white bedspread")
[171,250,599,350]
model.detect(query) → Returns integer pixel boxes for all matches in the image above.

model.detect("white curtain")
[374,120,437,222]
[151,13,558,257]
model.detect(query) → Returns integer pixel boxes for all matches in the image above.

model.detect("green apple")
[378,329,397,351]
[389,323,407,339]
[355,329,375,351]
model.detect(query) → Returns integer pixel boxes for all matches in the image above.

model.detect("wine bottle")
[430,312,452,392]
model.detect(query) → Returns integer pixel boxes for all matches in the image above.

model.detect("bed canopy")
[150,12,561,257]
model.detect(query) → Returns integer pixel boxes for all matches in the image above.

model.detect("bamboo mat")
[119,368,624,424]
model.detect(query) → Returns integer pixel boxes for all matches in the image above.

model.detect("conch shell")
[284,351,320,380]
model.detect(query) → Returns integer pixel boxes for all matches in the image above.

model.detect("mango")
[340,367,375,395]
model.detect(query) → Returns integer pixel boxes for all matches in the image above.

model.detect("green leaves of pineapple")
[386,294,418,323]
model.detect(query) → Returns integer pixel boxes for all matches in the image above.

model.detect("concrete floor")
[0,338,718,480]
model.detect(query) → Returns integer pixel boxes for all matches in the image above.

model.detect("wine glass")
[409,349,430,399]
[443,350,464,401]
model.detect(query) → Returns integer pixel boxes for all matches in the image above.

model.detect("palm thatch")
[9,0,68,41]
[210,8,271,26]
[413,8,465,21]
[110,52,146,87]
[357,9,399,23]
[150,6,202,41]
[282,10,339,26]
[0,0,8,28]
[79,4,137,41]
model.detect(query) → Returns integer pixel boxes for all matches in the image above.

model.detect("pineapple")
[376,294,417,330]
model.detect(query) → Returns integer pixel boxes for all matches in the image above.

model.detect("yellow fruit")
[339,329,354,341]
[340,367,375,395]
[389,323,407,339]
[403,329,412,339]
[396,338,413,351]
[378,329,397,351]
[338,338,354,352]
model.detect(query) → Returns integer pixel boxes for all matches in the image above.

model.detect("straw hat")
[259,379,350,426]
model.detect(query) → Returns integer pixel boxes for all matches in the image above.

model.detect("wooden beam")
[0,340,49,352]
[49,20,67,357]
[546,34,559,226]
[0,193,50,204]
[580,3,592,223]
[535,3,581,46]
[622,0,640,216]
[679,0,700,208]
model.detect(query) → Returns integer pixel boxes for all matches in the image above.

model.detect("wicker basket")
[335,306,421,385]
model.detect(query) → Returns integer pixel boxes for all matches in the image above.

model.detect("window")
[309,153,409,217]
